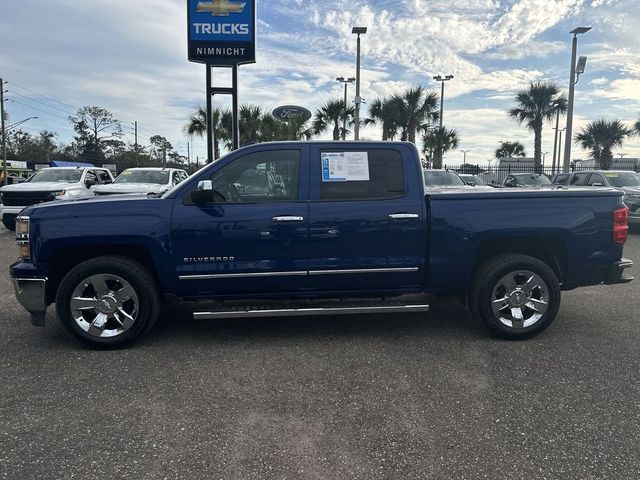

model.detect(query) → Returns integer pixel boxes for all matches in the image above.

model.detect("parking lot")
[0,226,638,479]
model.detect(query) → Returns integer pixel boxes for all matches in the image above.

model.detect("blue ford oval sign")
[272,105,312,122]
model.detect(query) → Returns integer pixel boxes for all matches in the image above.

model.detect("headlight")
[15,216,30,260]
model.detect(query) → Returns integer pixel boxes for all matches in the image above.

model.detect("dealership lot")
[0,226,639,479]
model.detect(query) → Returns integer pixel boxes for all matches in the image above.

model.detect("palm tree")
[313,100,352,141]
[575,119,632,170]
[184,106,230,162]
[509,81,567,173]
[238,105,263,146]
[365,97,402,141]
[423,127,459,169]
[495,141,527,158]
[635,117,640,136]
[260,114,312,141]
[392,87,439,143]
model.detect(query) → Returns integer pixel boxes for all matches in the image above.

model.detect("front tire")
[468,254,561,340]
[2,215,16,231]
[56,256,161,348]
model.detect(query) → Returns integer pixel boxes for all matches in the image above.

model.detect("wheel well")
[46,245,159,304]
[474,236,567,283]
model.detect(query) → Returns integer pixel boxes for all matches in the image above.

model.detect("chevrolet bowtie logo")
[196,0,247,16]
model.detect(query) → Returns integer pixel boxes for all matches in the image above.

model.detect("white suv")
[0,167,114,230]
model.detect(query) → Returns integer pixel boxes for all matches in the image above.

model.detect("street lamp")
[542,151,549,168]
[460,149,470,166]
[557,128,566,169]
[433,75,454,128]
[336,76,355,141]
[352,27,367,140]
[7,116,38,131]
[563,26,591,173]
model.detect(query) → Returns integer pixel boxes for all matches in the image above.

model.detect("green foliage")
[495,141,527,158]
[313,99,354,141]
[508,82,566,172]
[68,106,123,163]
[422,127,459,169]
[575,119,632,170]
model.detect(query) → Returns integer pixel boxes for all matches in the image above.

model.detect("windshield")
[424,171,466,187]
[115,170,170,184]
[28,169,82,183]
[461,175,487,186]
[516,174,552,186]
[604,172,640,187]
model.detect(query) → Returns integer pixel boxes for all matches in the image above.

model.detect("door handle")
[272,216,304,222]
[389,213,419,219]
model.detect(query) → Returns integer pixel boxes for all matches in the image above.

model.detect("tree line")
[5,106,189,173]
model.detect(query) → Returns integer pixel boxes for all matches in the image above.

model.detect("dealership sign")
[187,0,256,65]
[272,105,313,122]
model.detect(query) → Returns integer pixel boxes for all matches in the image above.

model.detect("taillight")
[613,207,629,245]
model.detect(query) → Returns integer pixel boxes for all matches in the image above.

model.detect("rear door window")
[318,149,405,201]
[570,173,590,186]
[587,174,605,186]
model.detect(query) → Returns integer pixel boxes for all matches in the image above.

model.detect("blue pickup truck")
[10,142,634,347]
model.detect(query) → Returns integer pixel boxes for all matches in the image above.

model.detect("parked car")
[423,169,470,190]
[551,172,570,185]
[92,168,188,197]
[459,174,493,189]
[0,167,114,230]
[501,173,554,188]
[564,170,640,225]
[10,141,633,348]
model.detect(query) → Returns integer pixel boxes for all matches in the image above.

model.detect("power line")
[7,81,80,112]
[6,90,76,115]
[6,98,70,120]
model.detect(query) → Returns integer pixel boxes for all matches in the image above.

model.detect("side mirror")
[191,180,215,204]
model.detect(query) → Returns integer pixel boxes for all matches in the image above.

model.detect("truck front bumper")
[606,258,634,285]
[13,278,47,326]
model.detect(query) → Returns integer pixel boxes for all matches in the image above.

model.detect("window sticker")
[321,152,370,182]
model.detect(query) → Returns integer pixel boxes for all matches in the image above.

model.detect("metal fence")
[443,164,640,187]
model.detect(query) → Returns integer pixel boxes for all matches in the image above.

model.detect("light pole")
[557,128,566,170]
[336,76,355,141]
[352,27,367,141]
[563,26,591,173]
[1,77,7,186]
[460,149,470,167]
[542,152,549,168]
[433,74,454,128]
[7,116,38,131]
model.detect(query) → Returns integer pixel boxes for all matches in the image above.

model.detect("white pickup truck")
[0,167,114,230]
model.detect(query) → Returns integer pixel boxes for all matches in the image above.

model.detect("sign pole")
[206,64,214,163]
[232,65,239,150]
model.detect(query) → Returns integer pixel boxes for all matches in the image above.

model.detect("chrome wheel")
[491,270,549,329]
[70,274,139,338]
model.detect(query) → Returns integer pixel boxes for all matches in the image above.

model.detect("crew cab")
[561,170,640,225]
[10,142,634,348]
[92,168,189,197]
[0,167,114,230]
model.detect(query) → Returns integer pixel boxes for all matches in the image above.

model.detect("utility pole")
[133,121,139,166]
[433,74,454,166]
[187,141,191,173]
[1,77,7,186]
[352,27,367,141]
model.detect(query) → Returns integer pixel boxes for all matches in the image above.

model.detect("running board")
[193,303,429,320]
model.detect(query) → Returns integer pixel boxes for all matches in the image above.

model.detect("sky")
[1,0,640,166]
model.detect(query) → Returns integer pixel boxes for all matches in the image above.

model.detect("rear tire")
[2,215,16,231]
[468,254,561,340]
[56,256,161,348]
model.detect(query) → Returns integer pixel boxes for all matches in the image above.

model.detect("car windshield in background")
[605,172,640,187]
[424,171,465,187]
[115,170,170,184]
[517,174,552,186]
[461,175,487,186]
[28,169,82,183]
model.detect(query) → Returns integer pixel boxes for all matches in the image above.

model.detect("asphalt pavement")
[0,226,639,480]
